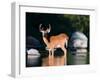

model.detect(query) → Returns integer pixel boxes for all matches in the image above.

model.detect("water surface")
[26,49,89,67]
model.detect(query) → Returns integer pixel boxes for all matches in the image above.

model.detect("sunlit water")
[26,49,89,67]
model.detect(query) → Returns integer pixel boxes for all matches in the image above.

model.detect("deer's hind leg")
[61,47,67,65]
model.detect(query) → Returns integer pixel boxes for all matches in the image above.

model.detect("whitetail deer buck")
[39,24,69,64]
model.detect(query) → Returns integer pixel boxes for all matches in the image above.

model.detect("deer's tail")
[65,40,68,48]
[65,36,69,48]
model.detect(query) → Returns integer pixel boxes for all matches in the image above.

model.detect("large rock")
[26,36,42,49]
[69,31,88,48]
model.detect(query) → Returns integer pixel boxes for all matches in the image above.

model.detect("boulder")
[26,36,42,49]
[69,31,88,48]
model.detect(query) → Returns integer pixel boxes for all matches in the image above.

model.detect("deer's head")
[39,24,51,37]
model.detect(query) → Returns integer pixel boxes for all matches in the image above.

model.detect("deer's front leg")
[48,50,51,58]
[48,49,54,66]
[51,49,54,58]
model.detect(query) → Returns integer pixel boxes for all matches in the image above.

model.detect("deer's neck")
[43,36,50,46]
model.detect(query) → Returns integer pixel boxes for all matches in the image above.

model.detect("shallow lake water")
[26,49,89,67]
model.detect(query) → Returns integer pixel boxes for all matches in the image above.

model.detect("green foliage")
[63,14,89,37]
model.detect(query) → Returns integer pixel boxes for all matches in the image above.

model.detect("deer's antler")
[47,24,51,33]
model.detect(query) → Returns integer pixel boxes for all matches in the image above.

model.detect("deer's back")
[49,33,68,45]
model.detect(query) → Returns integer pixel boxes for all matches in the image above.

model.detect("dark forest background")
[26,12,89,46]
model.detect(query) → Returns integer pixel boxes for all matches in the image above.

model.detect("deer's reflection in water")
[42,53,66,66]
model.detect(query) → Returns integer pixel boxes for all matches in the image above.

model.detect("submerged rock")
[26,49,41,67]
[27,49,40,56]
